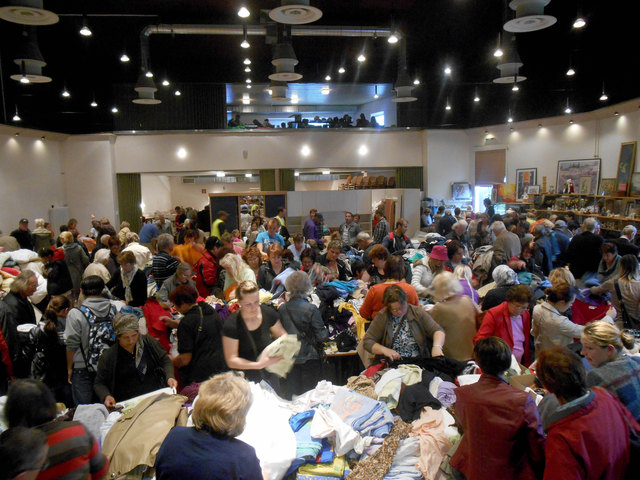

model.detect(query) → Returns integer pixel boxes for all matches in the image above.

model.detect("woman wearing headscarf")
[481,264,520,311]
[94,313,177,408]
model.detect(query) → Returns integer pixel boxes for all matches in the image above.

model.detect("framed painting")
[527,185,540,194]
[616,142,638,196]
[495,183,516,203]
[452,182,472,200]
[556,158,601,195]
[629,172,640,197]
[516,168,537,200]
[599,178,616,196]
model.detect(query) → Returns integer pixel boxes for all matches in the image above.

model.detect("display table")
[324,350,363,385]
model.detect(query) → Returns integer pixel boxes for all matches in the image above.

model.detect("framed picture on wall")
[556,158,601,195]
[515,168,537,200]
[616,142,638,196]
[452,182,472,200]
[527,185,540,194]
[629,173,640,197]
[599,178,616,196]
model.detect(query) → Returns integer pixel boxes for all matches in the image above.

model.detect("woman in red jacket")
[474,284,533,365]
[537,346,639,480]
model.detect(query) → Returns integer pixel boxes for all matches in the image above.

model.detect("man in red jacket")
[537,346,639,480]
[475,284,533,366]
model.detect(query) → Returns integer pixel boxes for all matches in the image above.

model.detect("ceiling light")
[133,71,161,104]
[569,119,574,124]
[243,58,251,65]
[322,170,331,175]
[564,106,572,114]
[301,145,311,157]
[474,94,480,103]
[512,84,519,91]
[245,173,252,178]
[79,15,92,36]
[120,53,130,63]
[216,171,226,177]
[177,147,187,159]
[12,106,21,122]
[294,171,300,177]
[291,93,299,104]
[241,24,250,48]
[507,116,513,123]
[246,78,252,83]
[358,145,368,156]
[269,42,301,81]
[444,66,452,75]
[321,85,330,95]
[145,71,153,78]
[566,67,575,76]
[174,90,181,96]
[388,32,399,44]
[241,39,250,48]
[504,0,557,32]
[357,54,366,62]
[111,106,118,113]
[246,85,252,89]
[61,86,70,98]
[493,32,503,57]
[245,66,251,72]
[600,83,608,101]
[510,126,514,131]
[338,67,345,74]
[325,74,331,81]
[162,79,170,86]
[238,6,250,18]
[20,74,30,84]
[90,100,98,107]
[413,79,420,85]
[573,17,586,29]
[445,102,451,111]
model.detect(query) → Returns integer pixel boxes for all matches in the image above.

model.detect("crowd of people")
[228,113,384,129]
[1,196,639,479]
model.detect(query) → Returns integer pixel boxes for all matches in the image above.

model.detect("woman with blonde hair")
[428,271,478,361]
[155,372,264,479]
[548,267,576,288]
[453,264,479,303]
[60,230,89,300]
[220,253,256,300]
[590,254,640,329]
[581,320,640,420]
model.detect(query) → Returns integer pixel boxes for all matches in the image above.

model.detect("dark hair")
[184,229,197,240]
[536,346,587,401]
[383,255,405,281]
[601,242,617,255]
[369,244,389,261]
[5,379,57,428]
[545,284,576,303]
[39,246,54,258]
[107,236,121,248]
[169,284,199,306]
[59,225,68,233]
[0,427,48,480]
[619,254,640,280]
[382,284,408,306]
[267,243,284,257]
[484,198,492,206]
[80,275,105,296]
[277,207,285,214]
[446,240,463,260]
[292,232,304,243]
[43,295,71,332]
[300,247,316,263]
[117,251,136,265]
[506,284,532,304]
[351,260,366,276]
[454,207,461,216]
[474,337,512,375]
[205,236,222,251]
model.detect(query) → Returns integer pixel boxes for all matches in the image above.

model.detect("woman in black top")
[257,244,298,291]
[95,313,177,407]
[222,281,286,383]
[108,251,148,307]
[171,285,226,386]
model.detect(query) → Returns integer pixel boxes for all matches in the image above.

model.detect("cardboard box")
[509,373,539,401]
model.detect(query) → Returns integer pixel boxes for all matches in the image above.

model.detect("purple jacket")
[303,218,321,242]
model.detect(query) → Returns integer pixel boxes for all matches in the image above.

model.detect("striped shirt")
[152,252,180,289]
[37,421,108,480]
[373,217,389,244]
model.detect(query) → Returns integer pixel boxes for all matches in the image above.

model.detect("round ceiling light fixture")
[0,1,59,25]
[504,0,557,33]
[269,0,323,25]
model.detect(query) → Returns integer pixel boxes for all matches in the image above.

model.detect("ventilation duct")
[0,0,58,25]
[269,42,302,81]
[504,0,557,33]
[10,27,51,83]
[269,80,290,102]
[132,71,161,104]
[392,41,417,102]
[493,33,526,84]
[269,0,323,25]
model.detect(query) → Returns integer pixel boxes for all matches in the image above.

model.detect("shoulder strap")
[194,305,204,346]
[614,280,632,328]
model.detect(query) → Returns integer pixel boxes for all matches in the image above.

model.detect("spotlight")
[20,75,30,84]
[474,95,480,103]
[573,17,586,29]
[444,66,452,75]
[174,90,181,96]
[79,16,92,36]
[325,75,331,81]
[90,100,98,108]
[111,106,118,113]
[566,68,575,76]
[245,66,251,72]
[243,58,251,65]
[413,79,420,85]
[357,54,366,62]
[120,53,130,63]
[338,67,346,74]
[512,84,519,92]
[387,33,399,44]
[238,6,250,18]
[162,79,170,86]
[145,71,153,78]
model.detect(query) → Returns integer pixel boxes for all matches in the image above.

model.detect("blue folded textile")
[324,280,359,294]
[317,439,334,464]
[330,388,394,438]
[287,410,323,475]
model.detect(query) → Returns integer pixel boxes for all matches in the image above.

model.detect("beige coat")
[429,295,478,361]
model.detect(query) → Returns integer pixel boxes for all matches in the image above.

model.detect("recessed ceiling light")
[145,71,153,78]
[244,66,251,72]
[358,145,368,156]
[566,68,575,76]
[512,84,519,91]
[243,58,251,65]
[162,79,170,86]
[111,106,118,113]
[474,95,480,102]
[357,54,366,62]
[238,6,250,18]
[387,33,399,44]
[301,145,311,156]
[241,39,250,49]
[338,67,346,74]
[444,66,452,75]
[325,75,331,81]
[177,147,187,159]
[246,78,251,83]
[217,171,226,177]
[413,79,420,85]
[120,53,130,63]
[573,17,586,29]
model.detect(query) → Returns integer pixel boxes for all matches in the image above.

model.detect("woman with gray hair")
[32,217,54,253]
[481,264,520,311]
[94,313,176,408]
[156,262,196,308]
[278,270,329,397]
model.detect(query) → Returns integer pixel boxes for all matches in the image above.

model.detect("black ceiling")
[1,0,638,133]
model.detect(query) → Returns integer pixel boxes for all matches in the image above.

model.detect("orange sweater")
[359,281,419,320]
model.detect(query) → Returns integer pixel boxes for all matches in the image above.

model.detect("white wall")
[167,176,260,209]
[0,129,66,233]
[426,130,475,201]
[140,174,172,215]
[60,135,117,229]
[355,96,398,127]
[112,129,423,173]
